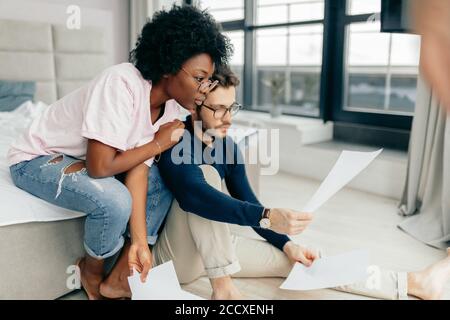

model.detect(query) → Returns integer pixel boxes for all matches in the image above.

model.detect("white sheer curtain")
[398,74,450,249]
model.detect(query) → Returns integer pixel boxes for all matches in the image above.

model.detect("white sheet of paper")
[280,249,369,291]
[302,149,383,213]
[127,261,204,300]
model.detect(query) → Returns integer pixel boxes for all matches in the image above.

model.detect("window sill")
[285,140,408,200]
[233,110,334,145]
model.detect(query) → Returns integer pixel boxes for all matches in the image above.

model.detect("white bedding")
[0,101,85,227]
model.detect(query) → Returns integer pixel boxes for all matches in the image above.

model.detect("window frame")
[248,0,326,119]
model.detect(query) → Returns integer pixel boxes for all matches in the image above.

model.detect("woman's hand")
[128,241,152,283]
[153,120,185,152]
[283,241,319,267]
[268,208,313,235]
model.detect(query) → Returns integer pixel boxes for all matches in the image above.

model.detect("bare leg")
[76,255,104,300]
[99,240,132,299]
[407,248,450,300]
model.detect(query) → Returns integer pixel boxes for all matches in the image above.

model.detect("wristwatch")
[259,208,271,229]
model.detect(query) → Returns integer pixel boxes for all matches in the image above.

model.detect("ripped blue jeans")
[9,154,173,259]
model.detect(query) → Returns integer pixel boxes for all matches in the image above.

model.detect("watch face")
[260,218,270,229]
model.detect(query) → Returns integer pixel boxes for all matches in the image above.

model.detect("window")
[347,0,380,15]
[345,21,420,115]
[255,24,323,116]
[320,0,421,148]
[154,0,183,11]
[256,0,324,25]
[223,30,245,103]
[322,0,421,138]
[191,0,325,117]
[252,1,325,117]
[195,0,244,22]
[184,0,422,149]
[192,1,245,102]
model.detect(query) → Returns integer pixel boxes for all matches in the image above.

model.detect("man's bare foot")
[210,276,244,300]
[76,258,104,300]
[407,248,450,300]
[99,275,132,299]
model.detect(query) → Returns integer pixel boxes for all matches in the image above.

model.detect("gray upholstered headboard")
[0,19,109,104]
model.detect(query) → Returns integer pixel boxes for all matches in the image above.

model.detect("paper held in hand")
[127,260,204,300]
[281,149,382,291]
[280,249,370,290]
[302,149,383,213]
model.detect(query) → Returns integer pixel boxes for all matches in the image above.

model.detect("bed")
[0,19,108,299]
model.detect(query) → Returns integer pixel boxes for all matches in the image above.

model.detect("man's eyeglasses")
[201,102,242,120]
[181,67,218,93]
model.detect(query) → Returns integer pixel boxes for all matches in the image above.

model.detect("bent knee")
[108,190,132,221]
[92,184,132,223]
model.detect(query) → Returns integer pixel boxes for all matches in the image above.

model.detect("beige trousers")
[152,165,408,300]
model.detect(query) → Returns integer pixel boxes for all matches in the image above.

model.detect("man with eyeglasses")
[151,65,450,301]
[145,64,317,300]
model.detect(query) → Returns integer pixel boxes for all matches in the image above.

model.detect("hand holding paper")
[266,150,381,236]
[268,208,313,235]
[280,149,380,291]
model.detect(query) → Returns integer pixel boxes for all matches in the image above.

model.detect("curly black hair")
[129,4,233,84]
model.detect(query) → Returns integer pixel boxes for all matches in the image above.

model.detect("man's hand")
[283,241,319,267]
[128,242,152,283]
[269,208,313,235]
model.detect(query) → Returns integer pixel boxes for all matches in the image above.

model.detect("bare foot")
[99,275,132,299]
[210,276,244,300]
[99,239,132,299]
[76,258,103,300]
[408,248,450,300]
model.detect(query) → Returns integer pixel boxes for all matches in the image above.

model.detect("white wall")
[0,0,130,64]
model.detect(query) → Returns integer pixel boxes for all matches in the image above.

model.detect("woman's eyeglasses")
[181,67,218,93]
[201,102,242,120]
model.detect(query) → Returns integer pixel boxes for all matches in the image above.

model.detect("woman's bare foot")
[210,276,244,300]
[76,257,104,300]
[99,240,132,299]
[407,248,450,300]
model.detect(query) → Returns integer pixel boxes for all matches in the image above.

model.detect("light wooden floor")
[62,171,450,300]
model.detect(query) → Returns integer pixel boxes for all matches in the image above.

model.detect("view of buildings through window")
[185,1,421,118]
[346,20,420,115]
